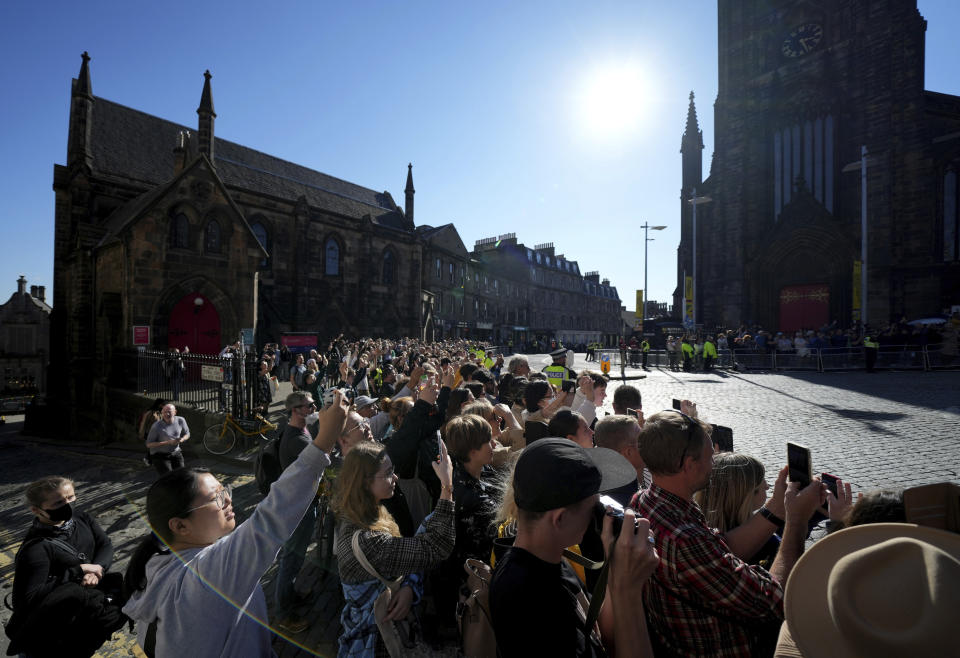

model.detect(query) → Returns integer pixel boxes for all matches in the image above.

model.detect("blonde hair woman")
[333,440,454,656]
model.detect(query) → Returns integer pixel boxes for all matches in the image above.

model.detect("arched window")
[325,238,340,276]
[382,249,397,285]
[251,221,269,267]
[204,219,221,254]
[170,213,189,249]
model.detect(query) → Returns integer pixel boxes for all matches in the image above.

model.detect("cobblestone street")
[1,359,958,657]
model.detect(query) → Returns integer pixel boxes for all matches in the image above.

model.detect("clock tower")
[679,0,960,331]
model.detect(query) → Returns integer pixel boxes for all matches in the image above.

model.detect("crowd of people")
[7,335,959,657]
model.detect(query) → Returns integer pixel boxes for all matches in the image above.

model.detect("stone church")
[675,0,960,331]
[52,55,425,409]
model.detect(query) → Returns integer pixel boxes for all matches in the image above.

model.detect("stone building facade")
[675,1,960,331]
[51,54,623,432]
[0,277,51,394]
[419,231,621,347]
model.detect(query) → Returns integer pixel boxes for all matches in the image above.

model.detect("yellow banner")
[684,276,693,301]
[636,290,643,320]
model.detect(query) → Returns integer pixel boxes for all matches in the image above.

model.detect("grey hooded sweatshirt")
[123,443,331,657]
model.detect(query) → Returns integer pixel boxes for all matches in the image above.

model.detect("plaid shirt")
[631,484,784,657]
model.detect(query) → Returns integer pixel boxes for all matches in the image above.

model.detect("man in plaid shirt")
[631,410,823,657]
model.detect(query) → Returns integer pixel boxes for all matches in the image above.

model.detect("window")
[438,291,444,314]
[170,213,189,249]
[448,262,454,283]
[204,219,221,254]
[459,265,465,286]
[475,272,480,287]
[436,258,442,279]
[382,249,396,285]
[325,238,340,276]
[945,168,958,261]
[773,114,834,218]
[251,221,269,267]
[459,298,464,316]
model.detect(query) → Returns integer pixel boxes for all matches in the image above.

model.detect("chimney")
[174,130,191,174]
[38,286,46,302]
[17,275,26,294]
[30,285,38,298]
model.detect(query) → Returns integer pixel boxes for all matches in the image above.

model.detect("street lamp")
[641,222,666,321]
[687,188,712,326]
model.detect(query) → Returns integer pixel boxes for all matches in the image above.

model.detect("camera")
[595,495,629,537]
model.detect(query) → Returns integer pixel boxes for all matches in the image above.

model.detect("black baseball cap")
[513,439,637,512]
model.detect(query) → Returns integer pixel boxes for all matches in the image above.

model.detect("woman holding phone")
[123,391,350,657]
[333,437,455,656]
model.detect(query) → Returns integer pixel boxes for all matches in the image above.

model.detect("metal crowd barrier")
[873,345,926,371]
[926,343,960,370]
[820,348,865,371]
[773,351,821,371]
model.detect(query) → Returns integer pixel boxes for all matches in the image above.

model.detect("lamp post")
[641,222,666,321]
[687,188,713,326]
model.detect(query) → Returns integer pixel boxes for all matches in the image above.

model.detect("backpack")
[254,433,283,495]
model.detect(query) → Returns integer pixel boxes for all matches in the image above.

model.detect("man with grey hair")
[594,414,650,492]
[507,354,530,377]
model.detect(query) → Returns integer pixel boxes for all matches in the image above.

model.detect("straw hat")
[784,523,960,658]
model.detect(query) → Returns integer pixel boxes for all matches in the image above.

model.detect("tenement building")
[675,1,960,331]
[0,277,50,394]
[51,53,621,428]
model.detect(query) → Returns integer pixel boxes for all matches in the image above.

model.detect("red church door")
[168,293,221,355]
[779,285,829,333]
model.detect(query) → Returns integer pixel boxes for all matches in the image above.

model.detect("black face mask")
[43,502,73,523]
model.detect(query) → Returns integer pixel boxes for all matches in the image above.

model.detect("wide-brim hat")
[784,523,960,658]
[549,348,567,358]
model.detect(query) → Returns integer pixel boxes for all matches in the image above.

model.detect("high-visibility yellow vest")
[703,341,718,358]
[864,337,879,349]
[681,342,694,356]
[543,365,567,388]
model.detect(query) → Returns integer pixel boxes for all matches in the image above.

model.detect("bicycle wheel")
[203,424,236,455]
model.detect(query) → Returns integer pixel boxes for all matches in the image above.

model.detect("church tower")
[680,91,703,194]
[67,52,94,172]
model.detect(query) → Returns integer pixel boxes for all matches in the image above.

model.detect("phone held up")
[672,399,682,411]
[786,442,812,488]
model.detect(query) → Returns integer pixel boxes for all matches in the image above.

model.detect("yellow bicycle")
[202,413,278,455]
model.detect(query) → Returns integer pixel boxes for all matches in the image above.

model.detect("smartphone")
[787,442,812,488]
[561,380,576,393]
[626,408,640,419]
[672,399,682,410]
[821,472,840,497]
[711,425,734,453]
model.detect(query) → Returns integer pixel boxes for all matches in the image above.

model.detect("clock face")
[782,22,824,58]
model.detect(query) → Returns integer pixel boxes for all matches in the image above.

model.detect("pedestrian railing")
[926,343,960,370]
[773,352,820,371]
[874,345,926,371]
[117,349,261,416]
[820,348,865,371]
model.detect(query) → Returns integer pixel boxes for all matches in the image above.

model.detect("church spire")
[404,163,415,224]
[68,51,95,171]
[680,91,704,192]
[197,70,216,162]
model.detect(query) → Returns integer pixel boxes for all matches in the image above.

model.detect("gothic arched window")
[382,248,397,285]
[204,219,221,254]
[325,238,341,276]
[250,221,269,267]
[170,213,189,249]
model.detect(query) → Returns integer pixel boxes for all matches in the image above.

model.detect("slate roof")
[89,97,409,230]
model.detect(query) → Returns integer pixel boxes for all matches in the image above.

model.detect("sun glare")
[575,61,651,141]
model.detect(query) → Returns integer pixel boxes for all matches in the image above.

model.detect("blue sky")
[2,1,958,311]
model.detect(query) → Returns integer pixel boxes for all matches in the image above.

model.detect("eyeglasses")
[663,410,703,471]
[184,485,232,514]
[344,420,371,434]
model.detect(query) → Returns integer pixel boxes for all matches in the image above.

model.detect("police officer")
[640,338,651,370]
[542,348,577,389]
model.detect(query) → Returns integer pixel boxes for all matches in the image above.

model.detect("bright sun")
[575,61,651,141]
